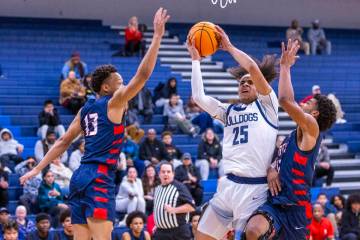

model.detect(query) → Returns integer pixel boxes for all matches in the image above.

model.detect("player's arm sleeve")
[191,60,228,123]
[257,89,279,128]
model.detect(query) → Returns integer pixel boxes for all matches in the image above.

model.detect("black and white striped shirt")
[153,180,195,229]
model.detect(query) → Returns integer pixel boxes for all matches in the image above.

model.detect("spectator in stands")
[341,193,360,240]
[0,128,24,172]
[15,205,35,240]
[121,211,151,240]
[122,133,145,177]
[124,16,145,57]
[314,142,334,186]
[0,207,10,239]
[308,19,332,55]
[59,71,86,114]
[27,213,56,240]
[331,194,346,225]
[309,203,335,240]
[38,170,68,227]
[273,135,286,162]
[164,94,198,137]
[115,167,146,214]
[57,209,73,240]
[317,193,339,237]
[61,52,88,80]
[185,97,202,120]
[300,85,346,124]
[190,210,201,240]
[142,165,160,215]
[139,129,170,166]
[191,112,216,134]
[38,100,65,140]
[196,128,222,180]
[15,157,42,214]
[0,162,9,208]
[68,139,84,172]
[162,131,182,169]
[155,77,181,107]
[2,220,18,240]
[128,87,153,124]
[49,156,73,195]
[286,19,310,55]
[82,74,96,100]
[175,153,203,206]
[35,129,68,164]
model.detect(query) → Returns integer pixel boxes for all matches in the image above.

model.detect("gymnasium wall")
[0,0,359,29]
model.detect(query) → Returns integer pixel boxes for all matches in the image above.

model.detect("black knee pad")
[242,210,275,240]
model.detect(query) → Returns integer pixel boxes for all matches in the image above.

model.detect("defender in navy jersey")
[20,8,170,240]
[243,40,337,240]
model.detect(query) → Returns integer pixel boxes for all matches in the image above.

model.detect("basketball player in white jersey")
[187,26,279,240]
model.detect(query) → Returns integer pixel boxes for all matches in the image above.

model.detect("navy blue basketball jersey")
[80,95,125,169]
[270,129,321,216]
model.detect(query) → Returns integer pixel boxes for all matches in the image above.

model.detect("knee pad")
[242,210,275,240]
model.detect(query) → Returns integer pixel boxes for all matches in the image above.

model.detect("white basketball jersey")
[218,91,279,177]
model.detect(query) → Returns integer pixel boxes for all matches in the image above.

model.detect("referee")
[153,161,196,240]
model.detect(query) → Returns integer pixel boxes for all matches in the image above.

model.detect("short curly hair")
[228,55,279,83]
[91,64,117,93]
[126,211,147,228]
[313,94,337,132]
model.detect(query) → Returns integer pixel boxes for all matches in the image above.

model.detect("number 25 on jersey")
[232,125,248,145]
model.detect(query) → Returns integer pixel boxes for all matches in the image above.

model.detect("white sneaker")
[118,214,128,227]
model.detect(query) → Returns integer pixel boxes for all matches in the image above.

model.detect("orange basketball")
[188,21,220,57]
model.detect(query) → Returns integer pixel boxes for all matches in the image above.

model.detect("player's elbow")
[137,68,152,82]
[192,94,203,106]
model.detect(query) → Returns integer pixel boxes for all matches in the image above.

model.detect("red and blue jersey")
[80,95,125,170]
[270,129,322,218]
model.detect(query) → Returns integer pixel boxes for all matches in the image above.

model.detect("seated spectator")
[139,129,170,166]
[185,97,201,120]
[273,135,286,161]
[141,165,160,215]
[124,16,145,57]
[341,193,360,240]
[286,19,310,55]
[57,209,73,240]
[120,211,151,240]
[128,87,153,124]
[15,157,42,213]
[38,100,65,140]
[331,194,346,226]
[125,113,145,144]
[59,71,86,114]
[154,77,181,107]
[300,85,346,124]
[15,205,35,240]
[38,170,68,227]
[162,131,182,169]
[164,94,198,137]
[115,167,146,214]
[2,220,19,240]
[0,207,10,239]
[68,139,84,172]
[0,128,23,172]
[49,157,73,195]
[314,142,334,186]
[0,163,9,208]
[35,129,68,164]
[191,112,215,134]
[309,203,335,240]
[196,128,222,180]
[317,193,339,237]
[82,74,96,100]
[308,19,331,55]
[61,52,88,80]
[190,210,201,240]
[175,153,203,206]
[122,133,144,177]
[27,213,57,240]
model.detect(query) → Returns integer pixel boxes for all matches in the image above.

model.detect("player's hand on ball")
[164,204,176,214]
[186,37,201,61]
[267,167,282,196]
[20,168,40,185]
[153,7,170,38]
[280,39,300,67]
[215,25,233,51]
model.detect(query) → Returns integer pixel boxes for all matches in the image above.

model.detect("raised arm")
[20,112,82,184]
[278,39,319,141]
[216,25,271,95]
[109,8,170,109]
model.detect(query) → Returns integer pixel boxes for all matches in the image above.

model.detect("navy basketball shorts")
[256,201,311,240]
[68,163,116,224]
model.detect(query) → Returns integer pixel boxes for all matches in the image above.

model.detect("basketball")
[188,21,220,57]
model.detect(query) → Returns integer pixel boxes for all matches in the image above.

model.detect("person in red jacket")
[309,203,335,240]
[125,16,145,57]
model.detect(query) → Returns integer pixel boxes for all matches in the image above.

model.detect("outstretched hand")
[186,37,201,61]
[153,8,170,38]
[280,39,300,67]
[215,25,233,51]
